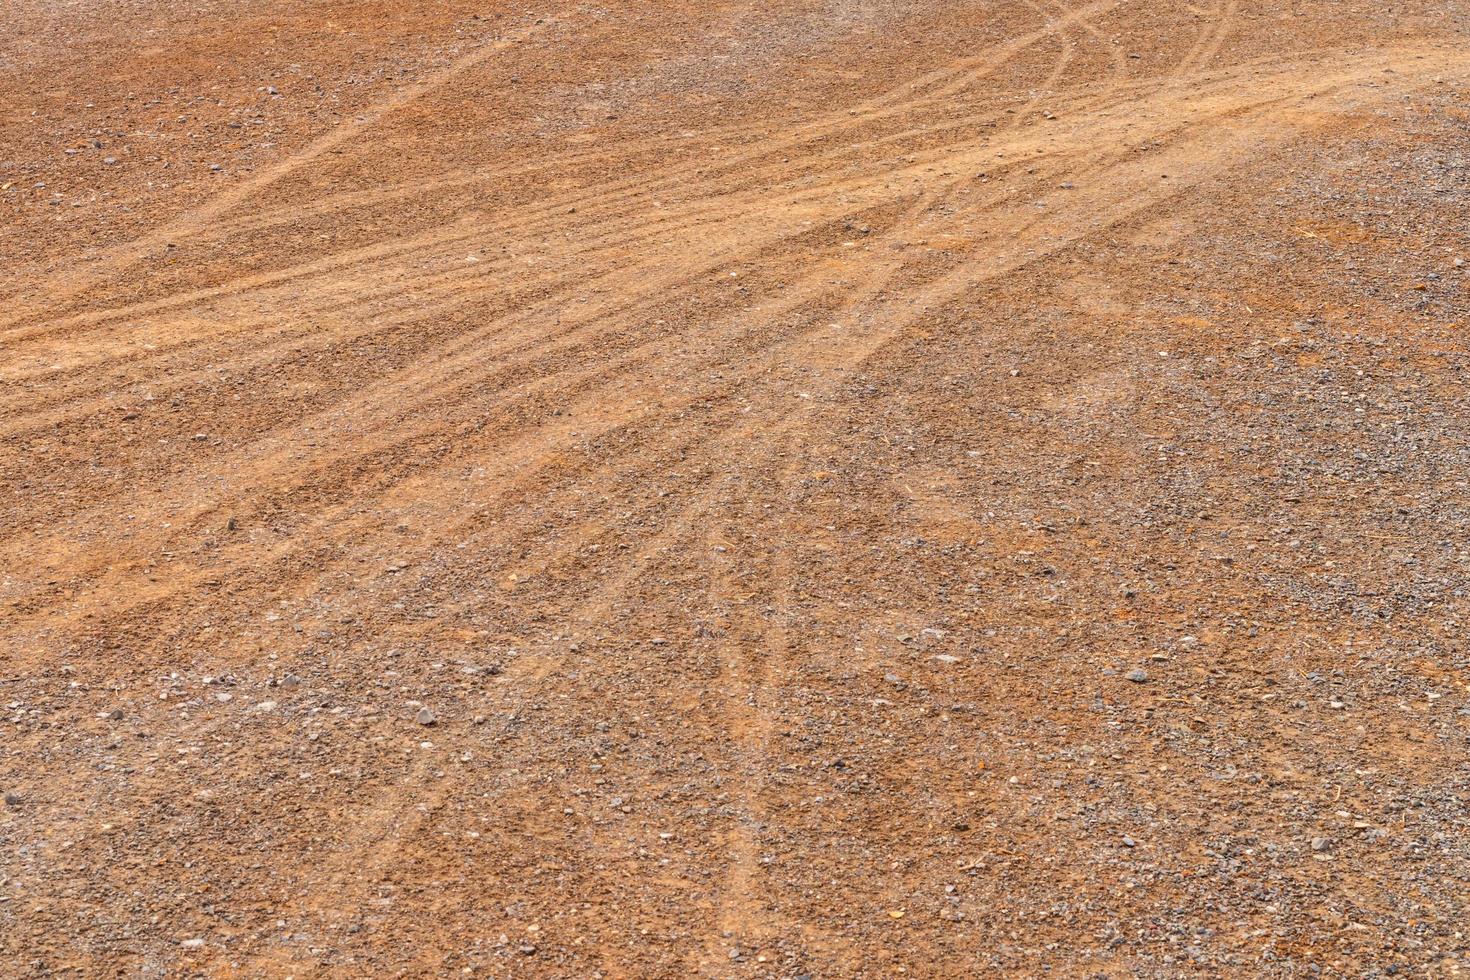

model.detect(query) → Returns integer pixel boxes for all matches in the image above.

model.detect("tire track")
[0,9,576,330]
[1,0,1124,342]
[0,45,1452,628]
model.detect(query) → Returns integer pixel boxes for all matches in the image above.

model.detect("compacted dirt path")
[3,1,1469,975]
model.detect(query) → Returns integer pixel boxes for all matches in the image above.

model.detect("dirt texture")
[3,0,1469,976]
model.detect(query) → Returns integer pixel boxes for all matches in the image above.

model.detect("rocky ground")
[2,0,1468,976]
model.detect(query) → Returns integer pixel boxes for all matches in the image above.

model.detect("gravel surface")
[2,0,1468,975]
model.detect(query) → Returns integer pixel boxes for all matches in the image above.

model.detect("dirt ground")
[2,0,1468,976]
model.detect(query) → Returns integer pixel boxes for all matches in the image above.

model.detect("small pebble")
[1125,668,1148,683]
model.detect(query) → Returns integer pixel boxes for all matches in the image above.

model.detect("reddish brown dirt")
[3,1,1469,976]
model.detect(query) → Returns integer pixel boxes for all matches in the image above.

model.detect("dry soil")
[2,0,1469,976]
